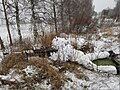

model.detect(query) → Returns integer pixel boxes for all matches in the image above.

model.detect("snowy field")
[0,24,33,45]
[63,70,120,90]
[0,23,52,45]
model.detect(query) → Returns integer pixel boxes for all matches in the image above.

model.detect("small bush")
[1,53,27,75]
[37,32,57,48]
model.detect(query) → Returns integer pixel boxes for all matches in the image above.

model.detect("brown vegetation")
[28,58,64,90]
[37,32,60,48]
[0,53,27,75]
[12,38,33,52]
[101,27,113,36]
[0,54,65,89]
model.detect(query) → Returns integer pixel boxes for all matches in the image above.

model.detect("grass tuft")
[0,53,27,75]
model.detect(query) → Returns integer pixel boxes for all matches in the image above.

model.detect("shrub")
[37,32,58,48]
[0,53,27,75]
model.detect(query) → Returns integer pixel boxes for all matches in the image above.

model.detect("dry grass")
[52,60,84,73]
[101,27,113,36]
[28,58,64,90]
[12,38,33,52]
[0,55,65,89]
[52,60,87,81]
[20,38,33,50]
[37,32,59,48]
[0,53,27,75]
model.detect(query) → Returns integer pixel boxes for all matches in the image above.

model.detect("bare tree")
[14,0,22,44]
[114,0,120,21]
[2,0,13,45]
[58,0,93,33]
[60,0,64,30]
[0,37,5,50]
[30,0,38,43]
[52,0,58,33]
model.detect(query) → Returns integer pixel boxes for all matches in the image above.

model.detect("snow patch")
[23,66,37,77]
[0,69,23,82]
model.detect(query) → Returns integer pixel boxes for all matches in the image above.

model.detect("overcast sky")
[0,0,116,13]
[93,0,116,12]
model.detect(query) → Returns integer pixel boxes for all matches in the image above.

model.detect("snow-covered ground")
[0,24,120,89]
[0,65,119,90]
[63,70,120,90]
